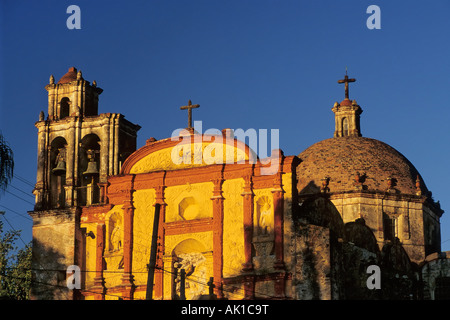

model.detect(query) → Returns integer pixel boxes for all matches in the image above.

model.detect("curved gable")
[121,134,255,175]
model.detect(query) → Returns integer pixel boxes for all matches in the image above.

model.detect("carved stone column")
[274,272,286,299]
[154,185,166,300]
[272,152,285,270]
[93,223,105,300]
[120,183,135,300]
[211,177,224,298]
[243,275,255,299]
[241,171,254,272]
[34,121,48,210]
[272,188,284,270]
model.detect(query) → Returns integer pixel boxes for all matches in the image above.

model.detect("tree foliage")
[0,220,32,299]
[0,131,14,194]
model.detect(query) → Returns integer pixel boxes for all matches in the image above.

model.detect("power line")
[1,200,279,299]
[150,265,278,300]
[3,263,278,299]
[0,272,127,300]
[0,213,30,247]
[9,184,34,199]
[13,174,35,188]
[5,190,35,206]
[0,204,33,221]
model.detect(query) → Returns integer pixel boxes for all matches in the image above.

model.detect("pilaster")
[241,167,254,272]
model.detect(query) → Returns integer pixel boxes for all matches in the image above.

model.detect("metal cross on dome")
[337,68,356,100]
[180,100,200,129]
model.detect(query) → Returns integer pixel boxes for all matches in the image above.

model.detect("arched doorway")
[171,239,210,300]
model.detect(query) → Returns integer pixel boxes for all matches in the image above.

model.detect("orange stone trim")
[93,223,105,300]
[241,167,254,272]
[211,176,224,298]
[80,204,113,223]
[94,136,300,300]
[120,175,135,300]
[107,175,135,205]
[164,218,213,235]
[154,202,165,300]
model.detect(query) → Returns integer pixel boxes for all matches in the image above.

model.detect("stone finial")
[146,137,157,145]
[39,111,45,121]
[416,175,422,196]
[92,80,97,87]
[354,172,366,190]
[387,177,393,189]
[386,177,397,192]
[355,172,361,184]
[77,69,83,80]
[333,101,339,108]
[321,176,330,193]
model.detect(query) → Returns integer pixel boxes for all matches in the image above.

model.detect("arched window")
[172,239,208,300]
[60,97,70,119]
[342,117,349,137]
[50,137,68,208]
[78,134,101,206]
[383,212,397,241]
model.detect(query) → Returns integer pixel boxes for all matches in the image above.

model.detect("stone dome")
[297,136,428,196]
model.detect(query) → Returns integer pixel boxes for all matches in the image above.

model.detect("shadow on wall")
[294,184,420,300]
[30,237,75,300]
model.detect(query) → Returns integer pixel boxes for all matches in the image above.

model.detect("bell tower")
[30,67,140,299]
[33,66,141,210]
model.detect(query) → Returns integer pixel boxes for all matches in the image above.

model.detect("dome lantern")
[332,71,362,137]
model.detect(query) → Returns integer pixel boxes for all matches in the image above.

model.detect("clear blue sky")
[1,0,450,250]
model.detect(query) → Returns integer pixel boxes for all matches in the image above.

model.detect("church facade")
[29,67,449,300]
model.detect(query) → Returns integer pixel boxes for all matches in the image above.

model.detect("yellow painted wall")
[80,222,97,287]
[222,178,245,278]
[132,189,156,285]
[82,171,293,300]
[164,182,214,222]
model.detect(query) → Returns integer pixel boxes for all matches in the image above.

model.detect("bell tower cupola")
[46,67,103,119]
[331,71,363,137]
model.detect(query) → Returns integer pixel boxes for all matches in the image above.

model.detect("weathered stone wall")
[30,208,79,300]
[421,252,450,300]
[293,224,331,300]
